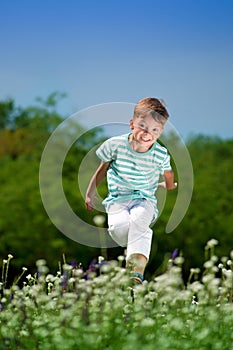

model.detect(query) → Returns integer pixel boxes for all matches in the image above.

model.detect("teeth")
[142,138,150,142]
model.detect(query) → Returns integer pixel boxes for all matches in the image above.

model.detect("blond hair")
[134,97,169,125]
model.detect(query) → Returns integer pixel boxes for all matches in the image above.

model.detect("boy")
[85,98,177,284]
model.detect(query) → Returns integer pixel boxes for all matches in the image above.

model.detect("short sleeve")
[160,153,172,174]
[96,139,114,162]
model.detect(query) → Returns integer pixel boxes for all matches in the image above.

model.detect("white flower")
[62,264,72,271]
[117,255,125,262]
[36,259,47,267]
[98,256,105,264]
[141,318,155,327]
[93,215,105,226]
[204,260,214,269]
[206,239,218,248]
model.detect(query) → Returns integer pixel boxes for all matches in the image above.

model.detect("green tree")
[0,94,104,281]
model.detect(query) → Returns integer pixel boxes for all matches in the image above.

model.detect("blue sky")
[1,0,233,139]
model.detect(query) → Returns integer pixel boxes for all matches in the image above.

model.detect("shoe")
[130,272,144,285]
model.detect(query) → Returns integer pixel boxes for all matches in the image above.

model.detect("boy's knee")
[108,222,129,247]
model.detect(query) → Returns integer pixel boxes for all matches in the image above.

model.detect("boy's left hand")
[158,181,177,190]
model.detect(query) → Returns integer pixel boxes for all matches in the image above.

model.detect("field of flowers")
[0,239,233,350]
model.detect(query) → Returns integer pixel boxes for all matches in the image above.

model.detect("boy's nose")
[142,127,148,133]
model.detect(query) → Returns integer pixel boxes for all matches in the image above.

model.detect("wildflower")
[190,268,200,274]
[98,256,105,264]
[141,318,155,327]
[62,264,72,271]
[204,260,214,269]
[221,256,228,264]
[36,259,47,267]
[172,248,179,260]
[117,255,125,262]
[8,254,13,260]
[93,215,105,226]
[73,269,84,278]
[71,260,78,269]
[45,274,55,283]
[61,270,69,289]
[206,239,219,248]
[230,251,233,260]
[174,256,184,266]
[211,255,218,263]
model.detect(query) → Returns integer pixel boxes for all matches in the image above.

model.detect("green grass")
[0,240,233,350]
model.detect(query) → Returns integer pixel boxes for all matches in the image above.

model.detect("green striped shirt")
[96,133,172,208]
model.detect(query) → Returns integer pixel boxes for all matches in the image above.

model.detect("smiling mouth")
[141,137,152,142]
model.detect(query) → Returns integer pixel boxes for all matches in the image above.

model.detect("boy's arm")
[158,170,177,190]
[85,161,111,211]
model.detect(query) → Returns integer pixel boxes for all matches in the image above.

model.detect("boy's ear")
[129,118,134,130]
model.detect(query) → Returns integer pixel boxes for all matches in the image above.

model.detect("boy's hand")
[159,170,178,190]
[85,193,97,211]
[158,181,177,190]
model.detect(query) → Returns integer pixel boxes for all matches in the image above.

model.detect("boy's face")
[130,115,164,149]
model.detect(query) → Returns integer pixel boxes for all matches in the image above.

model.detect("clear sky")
[1,0,233,139]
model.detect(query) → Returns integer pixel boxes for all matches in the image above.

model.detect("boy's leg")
[126,200,156,281]
[106,202,130,247]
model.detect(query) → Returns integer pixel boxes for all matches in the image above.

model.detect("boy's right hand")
[85,194,96,211]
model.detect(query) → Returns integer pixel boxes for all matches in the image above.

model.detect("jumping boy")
[85,98,177,284]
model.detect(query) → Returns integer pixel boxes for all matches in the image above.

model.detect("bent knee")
[108,223,129,247]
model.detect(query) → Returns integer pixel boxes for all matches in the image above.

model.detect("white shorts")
[105,199,157,260]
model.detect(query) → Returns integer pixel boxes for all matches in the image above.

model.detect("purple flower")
[61,270,69,289]
[172,248,179,261]
[71,260,78,269]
